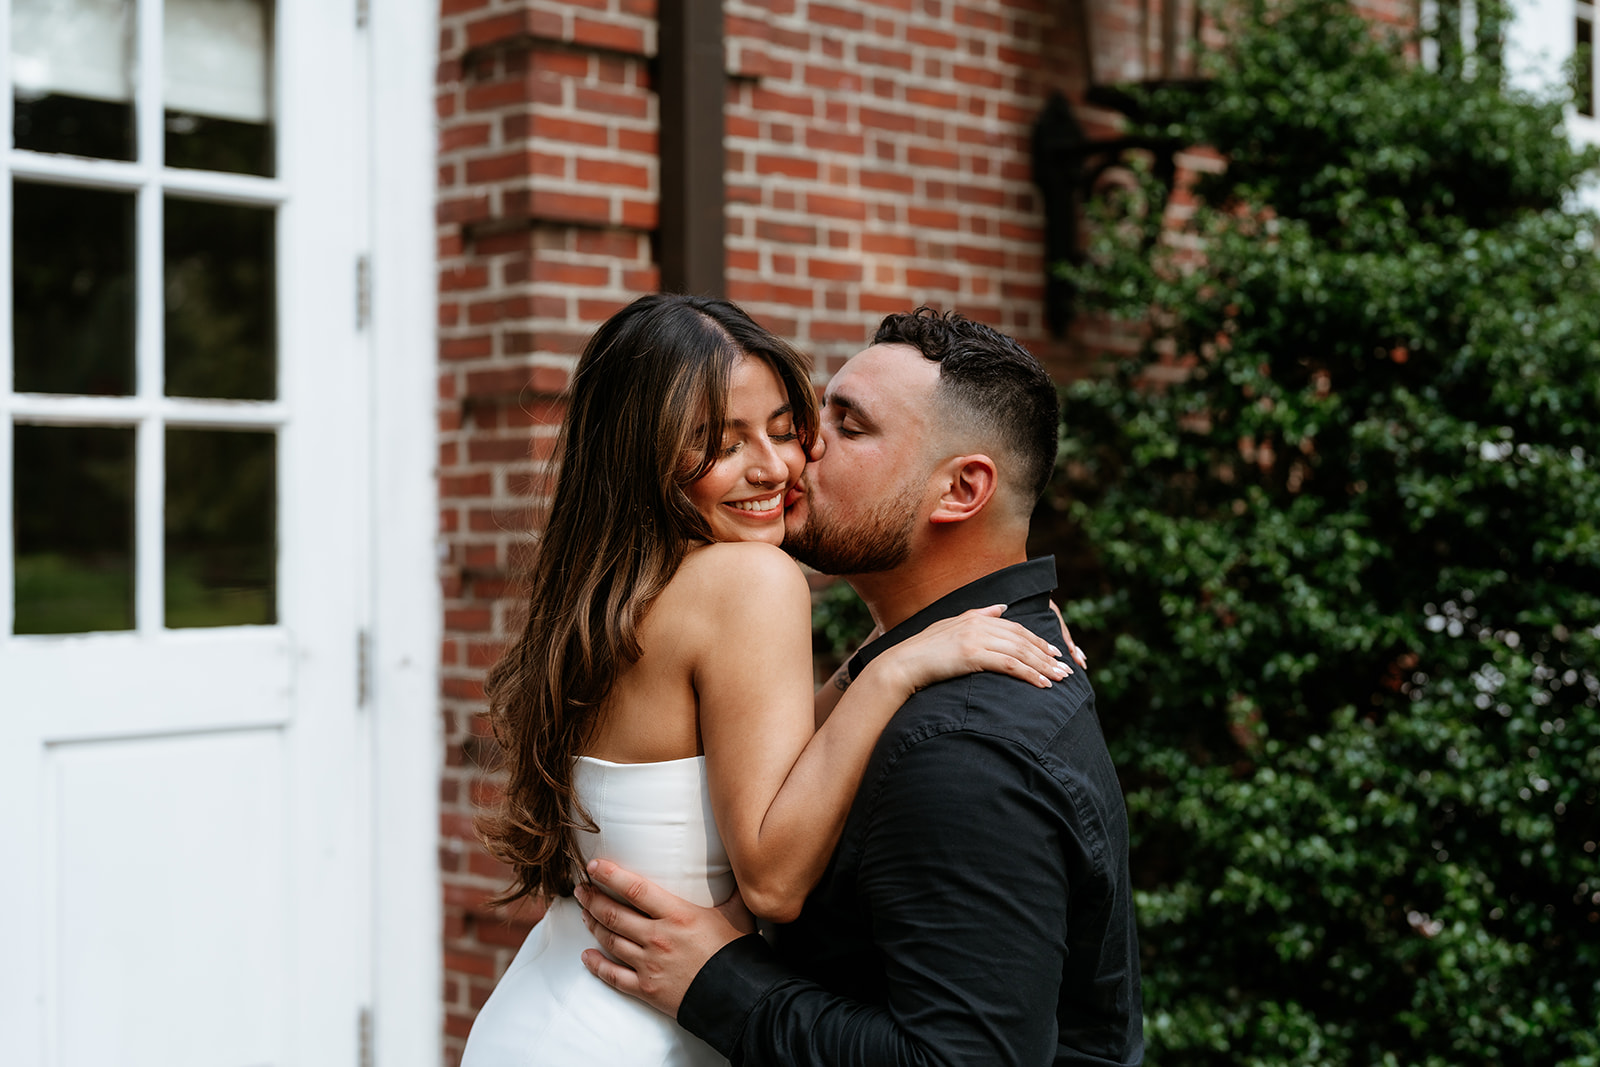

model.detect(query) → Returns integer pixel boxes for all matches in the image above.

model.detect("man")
[575,309,1144,1065]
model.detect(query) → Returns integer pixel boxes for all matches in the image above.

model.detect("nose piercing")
[752,468,765,482]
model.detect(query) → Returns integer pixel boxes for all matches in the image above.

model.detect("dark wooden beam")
[657,0,725,297]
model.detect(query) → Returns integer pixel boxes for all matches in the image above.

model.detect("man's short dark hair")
[872,308,1060,504]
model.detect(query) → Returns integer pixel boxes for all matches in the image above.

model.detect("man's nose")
[808,433,826,462]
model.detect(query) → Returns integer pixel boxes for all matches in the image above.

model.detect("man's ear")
[928,454,999,524]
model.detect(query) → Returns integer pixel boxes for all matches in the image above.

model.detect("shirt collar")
[846,556,1058,680]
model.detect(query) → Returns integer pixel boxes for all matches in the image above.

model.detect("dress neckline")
[575,753,706,768]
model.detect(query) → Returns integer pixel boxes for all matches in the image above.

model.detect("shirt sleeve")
[678,728,1077,1067]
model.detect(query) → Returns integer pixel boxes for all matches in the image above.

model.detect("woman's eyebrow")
[727,403,794,429]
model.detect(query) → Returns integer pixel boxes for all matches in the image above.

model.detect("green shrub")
[1051,1,1600,1062]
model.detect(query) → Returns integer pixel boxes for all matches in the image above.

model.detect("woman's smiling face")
[685,356,808,545]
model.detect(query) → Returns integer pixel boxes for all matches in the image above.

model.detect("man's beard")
[784,480,922,576]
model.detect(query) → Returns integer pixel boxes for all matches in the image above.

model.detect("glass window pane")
[13,181,136,396]
[1579,17,1595,119]
[164,197,276,400]
[13,424,136,634]
[11,0,136,160]
[164,428,275,628]
[164,0,274,175]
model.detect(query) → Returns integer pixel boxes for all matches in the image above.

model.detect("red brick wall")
[720,0,1085,377]
[432,0,1133,1060]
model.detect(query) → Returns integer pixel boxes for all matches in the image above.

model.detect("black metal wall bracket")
[1031,86,1199,336]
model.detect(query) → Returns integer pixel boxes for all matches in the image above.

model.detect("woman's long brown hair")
[479,293,817,905]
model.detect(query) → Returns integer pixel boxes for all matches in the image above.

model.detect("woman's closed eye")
[767,413,798,444]
[721,431,795,455]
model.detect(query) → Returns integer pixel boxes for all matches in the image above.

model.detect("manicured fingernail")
[587,859,599,873]
[1047,644,1062,656]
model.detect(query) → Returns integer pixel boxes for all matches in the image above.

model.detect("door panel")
[49,731,289,1067]
[8,632,293,739]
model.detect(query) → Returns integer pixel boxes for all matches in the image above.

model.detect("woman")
[462,294,1070,1066]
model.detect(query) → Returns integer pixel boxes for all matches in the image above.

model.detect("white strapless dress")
[461,756,732,1067]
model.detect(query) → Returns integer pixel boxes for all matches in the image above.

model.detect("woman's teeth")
[730,493,782,513]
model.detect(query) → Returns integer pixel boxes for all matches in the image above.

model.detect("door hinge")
[355,254,372,331]
[358,1005,374,1067]
[357,629,372,708]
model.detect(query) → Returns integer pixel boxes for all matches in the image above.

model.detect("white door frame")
[366,2,443,1065]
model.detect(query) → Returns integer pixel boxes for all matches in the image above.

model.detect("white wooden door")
[0,3,372,1065]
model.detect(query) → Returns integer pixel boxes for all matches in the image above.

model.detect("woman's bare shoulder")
[667,541,810,618]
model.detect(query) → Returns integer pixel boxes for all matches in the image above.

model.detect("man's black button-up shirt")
[678,557,1144,1066]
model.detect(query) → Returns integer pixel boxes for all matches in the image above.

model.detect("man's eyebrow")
[826,392,872,425]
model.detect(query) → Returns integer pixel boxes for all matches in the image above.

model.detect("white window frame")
[0,1,288,639]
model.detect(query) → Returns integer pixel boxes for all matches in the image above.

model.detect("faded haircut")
[872,307,1059,509]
